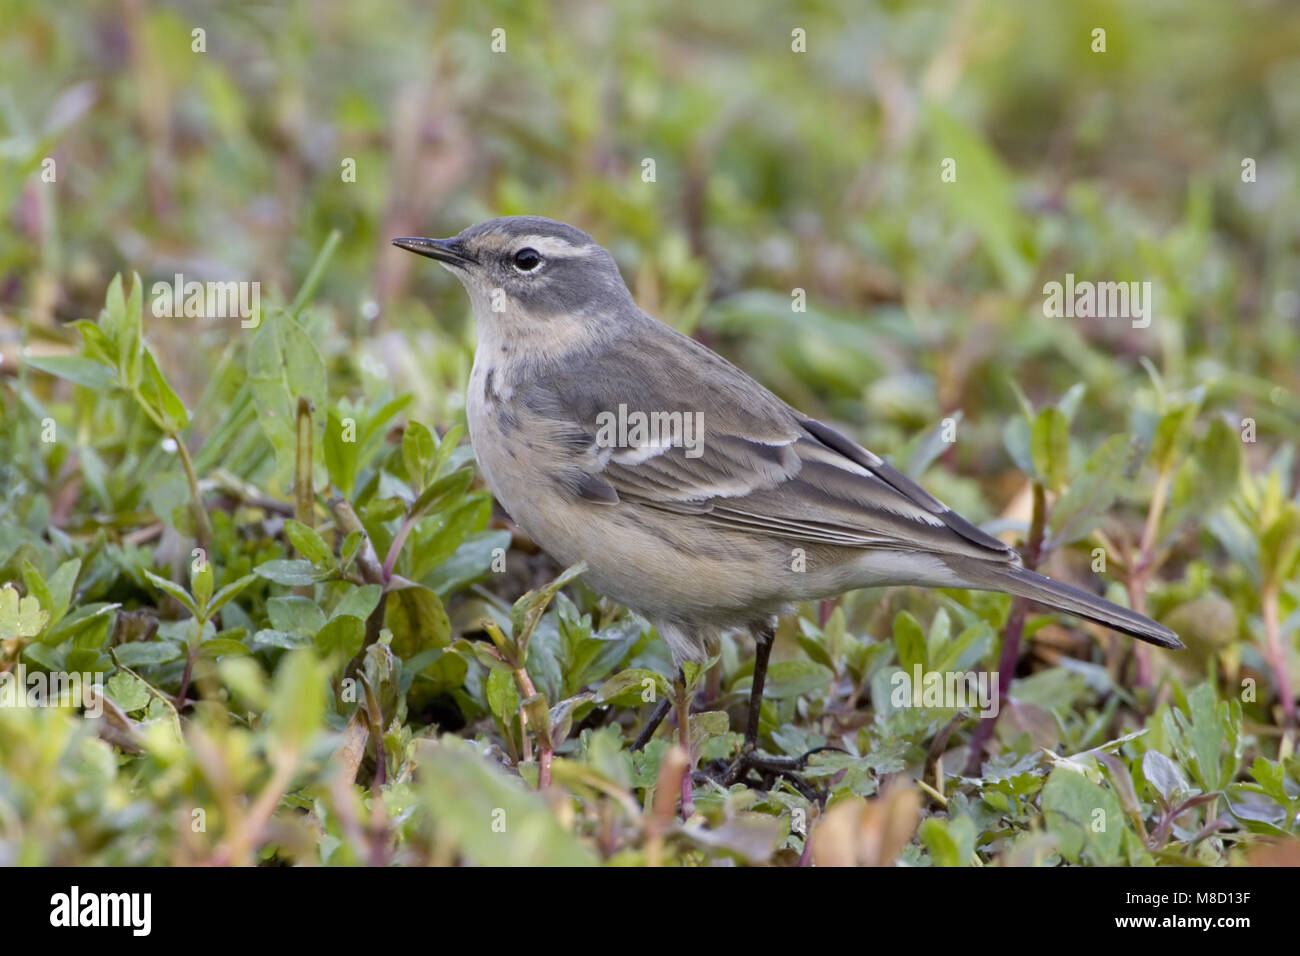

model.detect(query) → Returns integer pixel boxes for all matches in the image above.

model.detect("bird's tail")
[951,561,1183,650]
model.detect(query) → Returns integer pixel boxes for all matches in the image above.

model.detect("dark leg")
[741,618,777,749]
[672,672,694,815]
[631,696,672,751]
[722,619,830,790]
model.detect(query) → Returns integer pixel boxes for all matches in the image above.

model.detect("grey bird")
[394,216,1181,796]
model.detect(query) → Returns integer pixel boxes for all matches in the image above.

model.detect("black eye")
[512,247,542,271]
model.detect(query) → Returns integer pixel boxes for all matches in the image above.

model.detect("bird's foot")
[712,745,842,800]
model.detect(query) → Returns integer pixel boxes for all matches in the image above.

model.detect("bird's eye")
[512,247,542,272]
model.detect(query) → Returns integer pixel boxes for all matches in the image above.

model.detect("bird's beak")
[391,236,476,268]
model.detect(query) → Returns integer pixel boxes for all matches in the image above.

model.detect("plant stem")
[293,397,314,598]
[512,665,552,788]
[1262,583,1296,727]
[965,481,1046,775]
[290,229,341,318]
[381,513,417,583]
[1129,467,1172,688]
[131,386,213,552]
[211,753,298,866]
[174,431,212,553]
[294,397,314,526]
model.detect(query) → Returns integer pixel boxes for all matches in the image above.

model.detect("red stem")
[965,483,1046,775]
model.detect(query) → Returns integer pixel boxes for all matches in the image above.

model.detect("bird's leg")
[631,696,672,751]
[672,671,694,816]
[741,618,776,750]
[722,619,814,788]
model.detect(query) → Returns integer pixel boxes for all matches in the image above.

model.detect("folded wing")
[519,329,1017,565]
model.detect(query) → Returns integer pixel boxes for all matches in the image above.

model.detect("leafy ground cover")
[1,0,1298,865]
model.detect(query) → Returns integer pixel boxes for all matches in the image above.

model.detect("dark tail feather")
[954,562,1183,650]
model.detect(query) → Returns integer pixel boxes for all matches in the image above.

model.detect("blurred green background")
[1,0,1299,867]
[5,0,1298,449]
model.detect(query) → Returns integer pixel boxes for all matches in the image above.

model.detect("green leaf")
[71,318,115,367]
[325,407,359,499]
[333,584,382,622]
[339,530,363,570]
[927,106,1032,292]
[407,492,493,581]
[427,530,512,598]
[0,584,49,641]
[191,560,214,610]
[1141,750,1189,806]
[101,272,125,341]
[247,310,327,485]
[507,562,587,664]
[1246,757,1291,807]
[409,466,475,521]
[404,646,469,696]
[597,668,671,707]
[290,228,341,317]
[931,622,993,675]
[452,637,513,673]
[1149,403,1197,474]
[268,649,328,752]
[218,657,271,711]
[430,424,464,482]
[198,638,252,658]
[142,570,200,619]
[385,586,450,658]
[21,355,118,390]
[903,411,963,480]
[919,816,974,867]
[105,672,151,713]
[1096,752,1142,825]
[122,272,144,388]
[754,660,833,700]
[1030,406,1069,493]
[1041,766,1124,864]
[113,641,184,667]
[253,559,323,586]
[486,667,519,727]
[20,560,53,628]
[416,736,599,866]
[1048,434,1132,546]
[285,519,333,566]
[267,596,327,635]
[314,615,365,659]
[251,629,310,650]
[207,574,256,618]
[893,610,927,674]
[139,347,189,431]
[402,421,437,488]
[1055,383,1088,422]
[1177,682,1230,793]
[1002,415,1034,476]
[40,602,118,647]
[44,558,82,631]
[1194,418,1242,509]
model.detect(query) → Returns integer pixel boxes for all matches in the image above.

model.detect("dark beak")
[391,236,476,267]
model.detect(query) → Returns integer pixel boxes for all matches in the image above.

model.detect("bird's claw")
[711,745,844,800]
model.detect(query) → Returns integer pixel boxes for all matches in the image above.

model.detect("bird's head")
[393,217,634,340]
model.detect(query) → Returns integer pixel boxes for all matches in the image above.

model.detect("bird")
[393,216,1181,805]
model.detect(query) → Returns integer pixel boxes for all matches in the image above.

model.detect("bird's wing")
[519,325,1017,563]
